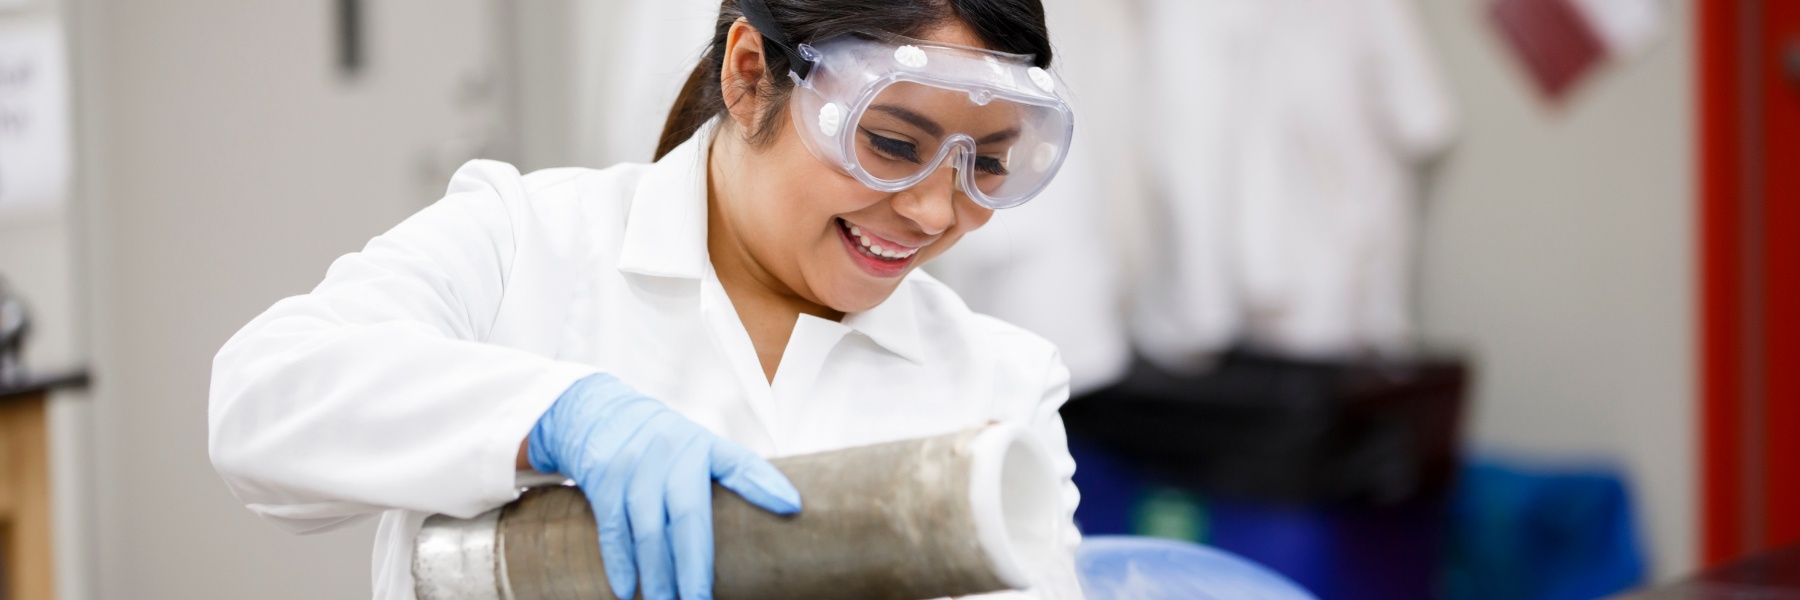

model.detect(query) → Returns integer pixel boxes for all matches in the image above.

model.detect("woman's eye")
[862,129,922,164]
[975,156,1009,176]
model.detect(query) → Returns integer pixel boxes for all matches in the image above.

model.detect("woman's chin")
[818,277,903,314]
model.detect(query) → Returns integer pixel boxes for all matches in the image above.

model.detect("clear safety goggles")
[771,31,1075,209]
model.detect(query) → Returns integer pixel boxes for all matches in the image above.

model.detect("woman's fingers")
[588,409,672,600]
[710,439,802,515]
[624,417,695,600]
[666,438,718,600]
[584,480,638,600]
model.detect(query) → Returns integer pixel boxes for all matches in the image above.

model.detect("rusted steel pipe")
[414,424,1060,600]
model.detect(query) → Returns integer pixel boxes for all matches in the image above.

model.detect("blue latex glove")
[528,373,802,600]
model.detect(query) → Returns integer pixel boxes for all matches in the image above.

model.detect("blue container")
[1205,493,1448,600]
[1443,462,1646,600]
[1070,436,1447,599]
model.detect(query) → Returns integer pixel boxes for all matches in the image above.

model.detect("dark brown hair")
[654,0,1053,160]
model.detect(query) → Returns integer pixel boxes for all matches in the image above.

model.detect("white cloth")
[1234,0,1456,358]
[572,0,718,166]
[1133,0,1456,365]
[1130,0,1265,373]
[208,128,1085,599]
[927,0,1138,396]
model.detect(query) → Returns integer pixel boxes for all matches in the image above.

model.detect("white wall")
[1412,0,1696,580]
[63,0,506,597]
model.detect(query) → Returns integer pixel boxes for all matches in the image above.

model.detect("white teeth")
[843,219,919,260]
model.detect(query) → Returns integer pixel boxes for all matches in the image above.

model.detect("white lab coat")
[1232,0,1456,358]
[1128,0,1261,374]
[208,125,1085,600]
[1133,0,1455,365]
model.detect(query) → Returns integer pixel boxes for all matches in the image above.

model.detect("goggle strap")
[736,0,814,80]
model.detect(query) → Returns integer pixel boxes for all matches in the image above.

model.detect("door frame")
[1698,0,1800,566]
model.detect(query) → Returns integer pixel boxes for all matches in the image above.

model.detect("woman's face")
[709,20,999,314]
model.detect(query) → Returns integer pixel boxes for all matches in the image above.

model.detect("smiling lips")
[838,218,921,261]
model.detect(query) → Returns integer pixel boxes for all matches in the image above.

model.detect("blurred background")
[0,0,1792,598]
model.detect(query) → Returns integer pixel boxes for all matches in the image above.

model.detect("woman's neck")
[706,136,844,383]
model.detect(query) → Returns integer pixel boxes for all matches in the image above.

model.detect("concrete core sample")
[413,424,1061,600]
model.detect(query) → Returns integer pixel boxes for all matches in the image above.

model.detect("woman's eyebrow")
[869,105,945,138]
[976,127,1021,145]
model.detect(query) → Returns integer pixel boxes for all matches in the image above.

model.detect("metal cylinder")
[414,424,1061,600]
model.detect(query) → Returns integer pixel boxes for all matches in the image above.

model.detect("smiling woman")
[207,0,1084,599]
[692,0,1068,327]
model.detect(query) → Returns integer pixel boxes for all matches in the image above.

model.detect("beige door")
[71,0,508,598]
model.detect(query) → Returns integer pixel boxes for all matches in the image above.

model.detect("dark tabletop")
[0,369,91,403]
[1615,545,1800,599]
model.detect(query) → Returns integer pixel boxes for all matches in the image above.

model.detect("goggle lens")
[849,81,1068,208]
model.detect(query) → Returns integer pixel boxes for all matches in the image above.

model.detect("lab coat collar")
[843,279,925,365]
[617,121,714,279]
[618,119,924,365]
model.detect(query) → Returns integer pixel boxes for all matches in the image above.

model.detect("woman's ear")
[720,18,769,130]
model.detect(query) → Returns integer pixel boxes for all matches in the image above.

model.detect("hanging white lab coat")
[1130,0,1265,373]
[1233,0,1456,358]
[1133,0,1455,365]
[208,125,1085,600]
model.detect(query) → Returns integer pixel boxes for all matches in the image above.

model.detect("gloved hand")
[528,373,802,600]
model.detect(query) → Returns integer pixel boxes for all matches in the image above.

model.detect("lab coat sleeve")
[1368,0,1457,160]
[209,161,598,535]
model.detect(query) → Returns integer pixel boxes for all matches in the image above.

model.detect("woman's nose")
[892,163,959,236]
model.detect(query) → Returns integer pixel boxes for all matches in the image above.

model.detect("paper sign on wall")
[1489,0,1608,102]
[1489,0,1666,104]
[0,21,71,217]
[1570,0,1666,59]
